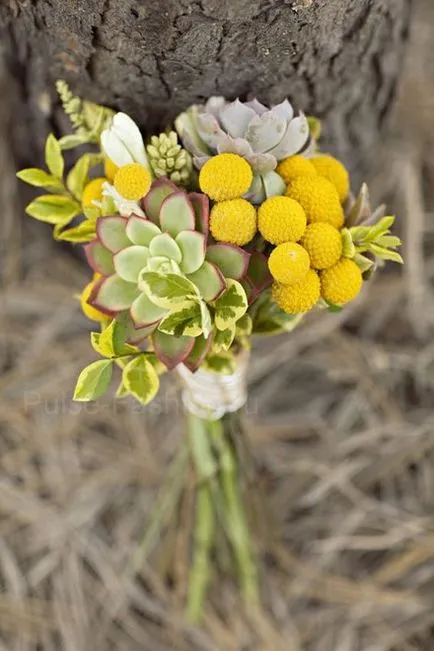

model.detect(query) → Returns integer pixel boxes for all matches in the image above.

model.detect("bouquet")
[17,83,402,621]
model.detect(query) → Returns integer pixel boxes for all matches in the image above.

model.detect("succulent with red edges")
[84,179,250,370]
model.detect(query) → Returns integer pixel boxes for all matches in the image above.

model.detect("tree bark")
[0,0,411,179]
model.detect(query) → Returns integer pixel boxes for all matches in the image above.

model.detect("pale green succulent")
[175,97,312,203]
[146,131,193,186]
[84,179,251,370]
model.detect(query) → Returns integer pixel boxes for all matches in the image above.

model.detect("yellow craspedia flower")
[210,198,257,246]
[113,163,152,200]
[320,258,362,305]
[82,177,105,207]
[276,155,318,185]
[301,222,342,270]
[199,153,253,202]
[286,175,344,229]
[311,154,350,202]
[272,269,320,314]
[79,276,108,322]
[258,196,306,244]
[268,242,310,285]
[104,157,119,182]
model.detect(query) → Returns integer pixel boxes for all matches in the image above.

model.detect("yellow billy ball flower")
[272,269,320,314]
[301,222,342,270]
[82,177,105,207]
[199,153,253,202]
[113,163,152,200]
[210,198,257,246]
[268,242,310,285]
[104,157,119,182]
[258,196,306,244]
[320,258,363,305]
[276,155,318,185]
[286,175,344,229]
[311,154,350,203]
[79,276,108,322]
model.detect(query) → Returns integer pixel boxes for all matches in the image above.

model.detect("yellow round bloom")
[80,276,108,322]
[286,175,344,229]
[301,222,342,270]
[268,242,310,285]
[320,258,362,305]
[113,163,152,200]
[258,196,306,244]
[311,154,350,202]
[82,177,105,207]
[276,155,318,185]
[210,198,257,246]
[104,157,119,182]
[199,153,253,202]
[272,269,320,314]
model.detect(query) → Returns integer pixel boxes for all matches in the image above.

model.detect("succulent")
[175,97,311,203]
[146,131,193,186]
[84,179,252,370]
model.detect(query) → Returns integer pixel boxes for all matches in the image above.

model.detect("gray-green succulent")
[175,97,312,203]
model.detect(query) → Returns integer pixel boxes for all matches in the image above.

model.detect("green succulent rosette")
[85,179,256,371]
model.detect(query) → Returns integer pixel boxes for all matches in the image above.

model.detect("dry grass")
[2,3,434,649]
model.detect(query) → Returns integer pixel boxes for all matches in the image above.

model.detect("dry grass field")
[1,2,434,649]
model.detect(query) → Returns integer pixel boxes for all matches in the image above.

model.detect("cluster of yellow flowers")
[200,153,257,245]
[199,151,364,314]
[269,154,362,313]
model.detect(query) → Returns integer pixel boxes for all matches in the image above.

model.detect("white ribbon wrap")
[176,353,249,420]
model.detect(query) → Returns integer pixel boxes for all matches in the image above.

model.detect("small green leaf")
[98,318,139,357]
[364,216,395,242]
[375,235,402,248]
[67,155,90,200]
[16,168,64,191]
[369,244,404,264]
[138,271,198,309]
[83,205,101,220]
[122,355,159,405]
[158,301,203,337]
[116,380,130,398]
[353,253,375,274]
[54,219,96,243]
[213,279,248,331]
[236,313,252,336]
[203,352,235,375]
[45,134,64,179]
[58,133,91,150]
[341,228,356,258]
[25,194,81,225]
[213,323,236,352]
[73,359,113,401]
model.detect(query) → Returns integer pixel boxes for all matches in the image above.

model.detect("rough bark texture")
[0,0,411,179]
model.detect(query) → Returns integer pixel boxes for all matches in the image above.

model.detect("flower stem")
[186,413,216,623]
[209,417,259,605]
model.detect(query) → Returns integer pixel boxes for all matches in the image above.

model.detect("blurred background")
[1,1,434,649]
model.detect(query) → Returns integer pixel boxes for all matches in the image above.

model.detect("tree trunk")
[0,0,411,179]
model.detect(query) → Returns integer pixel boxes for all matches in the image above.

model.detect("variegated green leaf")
[16,168,64,191]
[45,134,64,179]
[55,219,96,243]
[67,155,91,200]
[122,355,159,405]
[138,271,198,309]
[213,279,248,331]
[158,301,203,337]
[203,352,236,375]
[73,359,113,401]
[25,194,81,225]
[213,323,236,352]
